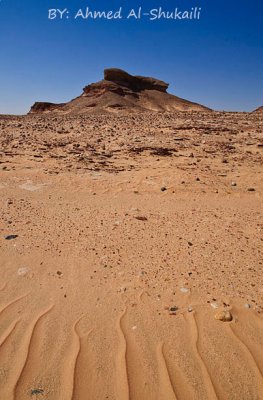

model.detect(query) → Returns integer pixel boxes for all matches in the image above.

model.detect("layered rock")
[103,68,169,92]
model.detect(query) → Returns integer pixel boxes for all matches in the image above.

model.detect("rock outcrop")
[103,68,169,92]
[30,102,65,113]
[253,106,263,113]
[29,68,211,114]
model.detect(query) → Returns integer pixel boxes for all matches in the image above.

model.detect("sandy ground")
[0,111,263,399]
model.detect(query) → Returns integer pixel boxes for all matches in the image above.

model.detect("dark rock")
[31,389,44,396]
[135,216,148,221]
[29,102,65,114]
[104,68,169,93]
[4,234,18,240]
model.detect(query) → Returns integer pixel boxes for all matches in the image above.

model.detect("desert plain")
[0,103,263,399]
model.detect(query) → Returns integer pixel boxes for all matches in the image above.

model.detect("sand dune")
[0,110,263,399]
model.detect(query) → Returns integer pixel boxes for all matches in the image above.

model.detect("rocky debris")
[214,310,233,322]
[0,111,262,176]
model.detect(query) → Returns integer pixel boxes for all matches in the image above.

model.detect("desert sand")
[0,109,263,400]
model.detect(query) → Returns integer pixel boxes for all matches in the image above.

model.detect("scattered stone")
[4,234,18,240]
[57,270,63,276]
[214,310,233,322]
[170,306,178,312]
[135,216,148,221]
[188,306,193,312]
[30,388,44,396]
[247,188,256,192]
[180,287,189,293]
[161,186,167,192]
[231,181,237,187]
[244,303,251,309]
[210,302,219,309]
[17,267,29,276]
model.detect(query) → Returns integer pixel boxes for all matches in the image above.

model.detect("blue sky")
[0,0,262,114]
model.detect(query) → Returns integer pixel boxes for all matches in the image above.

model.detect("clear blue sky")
[0,0,262,114]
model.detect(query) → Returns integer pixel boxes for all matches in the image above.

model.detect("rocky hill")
[253,106,263,113]
[29,68,211,114]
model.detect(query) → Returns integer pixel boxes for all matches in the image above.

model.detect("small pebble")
[210,302,219,309]
[17,267,29,276]
[4,234,18,240]
[180,287,189,293]
[244,303,251,309]
[31,389,44,396]
[214,310,233,322]
[135,216,148,221]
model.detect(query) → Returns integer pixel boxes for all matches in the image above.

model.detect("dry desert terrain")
[0,110,263,399]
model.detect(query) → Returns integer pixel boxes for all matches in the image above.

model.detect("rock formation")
[253,106,263,113]
[29,68,211,114]
[30,102,66,113]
